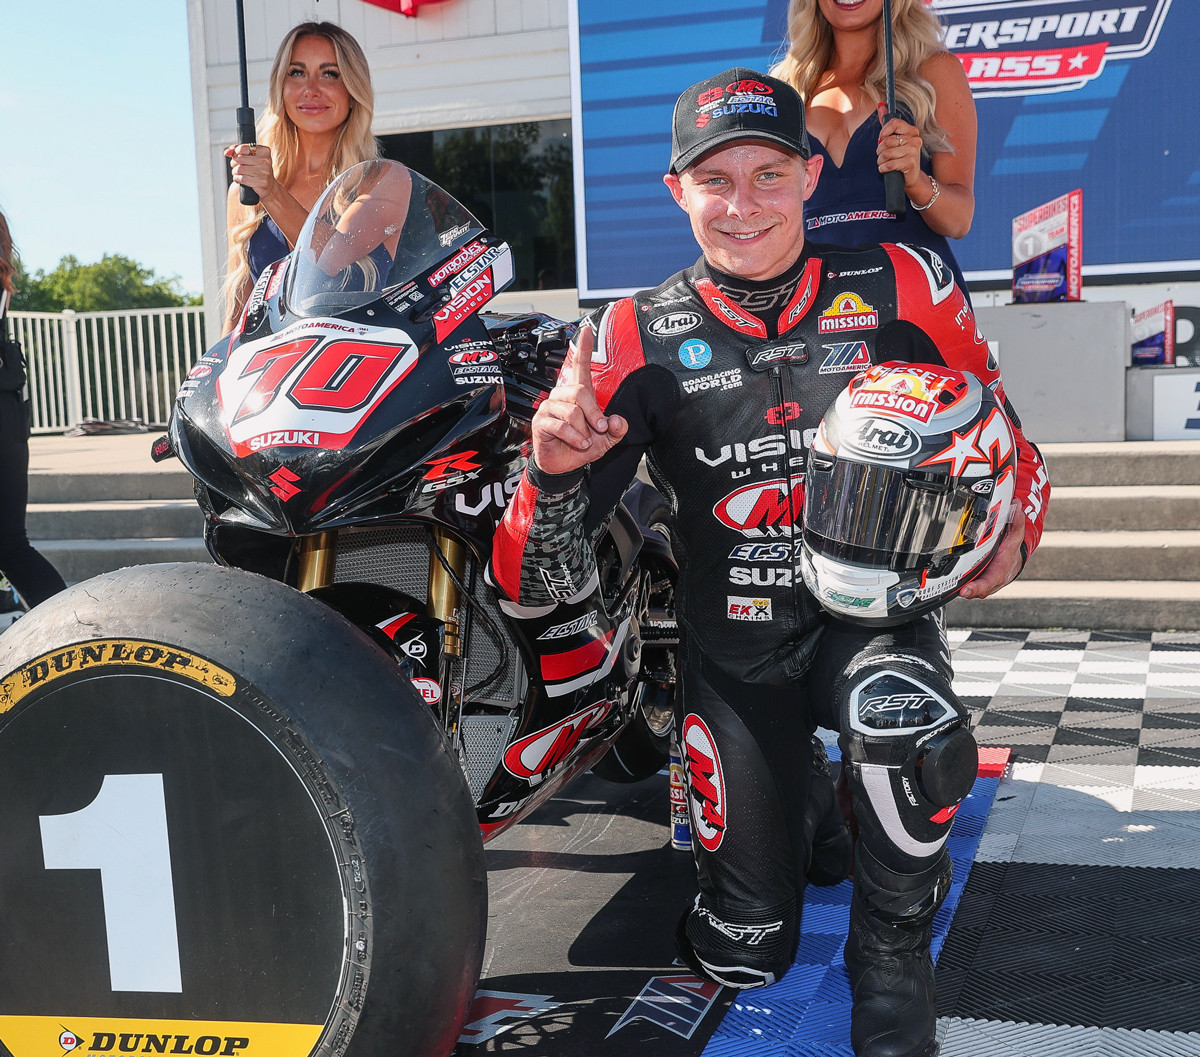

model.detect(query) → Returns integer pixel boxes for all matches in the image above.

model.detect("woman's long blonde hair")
[771,0,952,153]
[223,21,379,318]
[0,210,15,297]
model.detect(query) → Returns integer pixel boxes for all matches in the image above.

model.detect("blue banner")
[570,0,1195,299]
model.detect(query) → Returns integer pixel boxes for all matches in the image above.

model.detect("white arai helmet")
[800,361,1018,626]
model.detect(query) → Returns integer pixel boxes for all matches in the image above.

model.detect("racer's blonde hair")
[223,22,379,321]
[771,0,952,153]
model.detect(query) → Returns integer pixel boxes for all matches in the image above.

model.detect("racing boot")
[675,894,797,990]
[843,847,952,1057]
[805,735,853,886]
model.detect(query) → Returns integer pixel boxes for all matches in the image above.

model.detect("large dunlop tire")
[0,563,485,1057]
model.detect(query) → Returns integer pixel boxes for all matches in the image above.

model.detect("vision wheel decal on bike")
[0,563,486,1057]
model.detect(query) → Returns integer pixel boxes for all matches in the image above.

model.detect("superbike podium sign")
[1131,300,1175,365]
[1012,189,1082,303]
[569,0,1194,300]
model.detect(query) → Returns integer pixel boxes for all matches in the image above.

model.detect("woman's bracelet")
[910,176,941,212]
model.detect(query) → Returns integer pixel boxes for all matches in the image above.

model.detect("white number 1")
[40,773,183,993]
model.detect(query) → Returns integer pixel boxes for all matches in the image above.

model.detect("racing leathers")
[489,240,1049,1050]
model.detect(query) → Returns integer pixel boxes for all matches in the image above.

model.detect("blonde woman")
[0,209,67,610]
[222,22,379,333]
[772,0,977,296]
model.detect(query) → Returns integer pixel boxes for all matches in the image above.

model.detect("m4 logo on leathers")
[682,714,727,852]
[713,480,804,538]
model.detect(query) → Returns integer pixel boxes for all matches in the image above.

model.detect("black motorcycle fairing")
[174,161,517,539]
[308,580,447,685]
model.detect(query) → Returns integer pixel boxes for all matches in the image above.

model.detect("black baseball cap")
[669,67,811,174]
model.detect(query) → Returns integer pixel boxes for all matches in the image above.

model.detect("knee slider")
[918,724,977,808]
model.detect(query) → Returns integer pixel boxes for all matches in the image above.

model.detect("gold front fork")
[428,527,466,657]
[297,531,338,592]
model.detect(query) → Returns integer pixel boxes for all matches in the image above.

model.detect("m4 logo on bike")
[682,715,727,851]
[502,700,613,781]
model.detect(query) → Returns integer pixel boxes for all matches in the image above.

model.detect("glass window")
[379,120,575,292]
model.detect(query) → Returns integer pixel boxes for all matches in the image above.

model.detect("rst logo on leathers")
[682,714,727,852]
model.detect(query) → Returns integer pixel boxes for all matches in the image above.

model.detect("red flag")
[358,0,451,15]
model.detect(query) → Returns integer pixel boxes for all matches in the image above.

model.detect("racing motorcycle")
[0,160,675,1057]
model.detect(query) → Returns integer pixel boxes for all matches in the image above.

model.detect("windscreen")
[286,159,485,317]
[803,459,989,572]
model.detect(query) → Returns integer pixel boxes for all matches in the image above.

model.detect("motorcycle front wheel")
[0,562,485,1057]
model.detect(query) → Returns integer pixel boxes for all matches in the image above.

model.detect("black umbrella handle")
[883,137,906,218]
[234,0,259,206]
[236,108,260,207]
[881,0,905,218]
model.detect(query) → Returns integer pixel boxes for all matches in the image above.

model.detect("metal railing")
[7,306,209,433]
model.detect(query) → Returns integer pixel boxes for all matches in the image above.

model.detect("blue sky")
[0,2,204,295]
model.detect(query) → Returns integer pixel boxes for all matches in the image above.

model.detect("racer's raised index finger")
[563,320,597,391]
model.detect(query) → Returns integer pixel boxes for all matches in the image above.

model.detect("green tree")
[10,254,198,312]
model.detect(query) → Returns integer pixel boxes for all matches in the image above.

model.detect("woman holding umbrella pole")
[222,21,379,333]
[772,0,977,298]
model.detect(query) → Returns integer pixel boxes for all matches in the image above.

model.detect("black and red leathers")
[489,240,1049,1022]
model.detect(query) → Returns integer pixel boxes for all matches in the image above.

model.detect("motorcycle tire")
[0,562,485,1057]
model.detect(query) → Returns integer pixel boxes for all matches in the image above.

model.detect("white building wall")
[186,0,572,333]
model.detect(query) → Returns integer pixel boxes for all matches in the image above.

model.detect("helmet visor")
[803,457,994,572]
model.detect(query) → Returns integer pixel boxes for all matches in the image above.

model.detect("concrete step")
[35,539,211,585]
[1040,441,1200,487]
[28,500,205,540]
[946,580,1200,632]
[1043,485,1200,531]
[28,470,195,503]
[1024,530,1200,581]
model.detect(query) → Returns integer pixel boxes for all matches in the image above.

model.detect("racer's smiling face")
[663,140,823,282]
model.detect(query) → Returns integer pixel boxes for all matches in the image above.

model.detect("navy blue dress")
[246,215,290,282]
[804,109,969,299]
[246,216,395,291]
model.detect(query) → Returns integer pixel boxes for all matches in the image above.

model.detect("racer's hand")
[959,512,1025,600]
[531,322,628,476]
[225,143,280,203]
[876,105,924,197]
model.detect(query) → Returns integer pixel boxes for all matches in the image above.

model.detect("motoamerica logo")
[934,0,1175,96]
